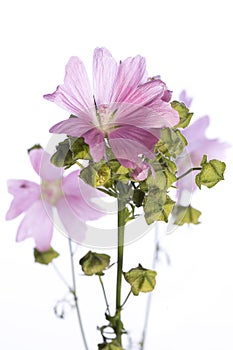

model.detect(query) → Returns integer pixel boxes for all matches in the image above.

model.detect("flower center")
[94,103,118,133]
[41,179,63,205]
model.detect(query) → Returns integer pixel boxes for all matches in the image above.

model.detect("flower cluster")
[6,48,228,350]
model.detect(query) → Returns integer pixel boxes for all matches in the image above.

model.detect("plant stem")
[99,275,111,315]
[115,198,126,346]
[68,239,89,350]
[176,167,202,181]
[140,226,159,350]
[51,262,71,289]
[121,290,132,309]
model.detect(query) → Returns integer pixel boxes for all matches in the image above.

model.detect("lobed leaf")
[123,264,157,296]
[196,157,226,189]
[171,100,193,128]
[79,251,110,276]
[34,247,59,265]
[173,205,201,225]
[144,192,175,224]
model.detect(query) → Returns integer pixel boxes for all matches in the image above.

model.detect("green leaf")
[160,157,177,174]
[195,158,226,189]
[80,162,111,187]
[155,128,187,158]
[151,170,177,190]
[69,137,91,160]
[98,340,124,350]
[171,100,193,128]
[108,160,130,184]
[51,137,91,168]
[123,264,157,296]
[132,189,145,207]
[50,139,72,167]
[173,205,202,225]
[144,192,175,224]
[95,163,111,187]
[34,247,59,265]
[79,164,98,187]
[79,251,110,276]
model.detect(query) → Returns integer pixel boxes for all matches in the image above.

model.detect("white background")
[0,0,233,349]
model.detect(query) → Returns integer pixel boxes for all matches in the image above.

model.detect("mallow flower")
[6,147,103,251]
[44,47,179,172]
[176,90,229,203]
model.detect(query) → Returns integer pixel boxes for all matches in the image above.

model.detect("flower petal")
[112,55,146,102]
[113,99,179,130]
[6,180,40,220]
[44,56,93,117]
[16,200,53,252]
[29,148,63,182]
[130,163,150,181]
[62,194,103,221]
[56,197,86,243]
[82,128,105,161]
[93,47,117,104]
[49,117,94,136]
[179,90,193,108]
[62,170,103,199]
[182,115,210,145]
[123,78,165,105]
[109,125,157,165]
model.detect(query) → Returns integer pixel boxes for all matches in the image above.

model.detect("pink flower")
[44,48,179,170]
[6,148,103,251]
[176,91,229,202]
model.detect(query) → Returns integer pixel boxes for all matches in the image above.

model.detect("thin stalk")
[177,167,202,181]
[140,227,159,350]
[115,198,126,346]
[98,275,111,315]
[51,262,70,289]
[68,239,89,350]
[121,290,132,309]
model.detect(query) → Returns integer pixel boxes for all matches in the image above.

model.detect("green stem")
[140,226,159,350]
[177,167,202,181]
[99,275,111,315]
[121,290,132,309]
[115,198,126,346]
[68,239,89,350]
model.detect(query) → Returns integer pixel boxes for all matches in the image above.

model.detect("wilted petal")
[93,47,117,104]
[56,197,86,243]
[112,55,146,102]
[44,56,93,118]
[16,200,53,252]
[6,180,40,219]
[29,148,63,182]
